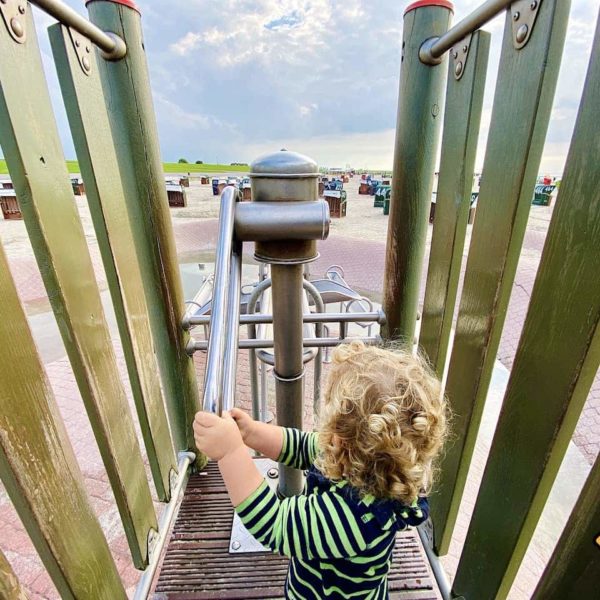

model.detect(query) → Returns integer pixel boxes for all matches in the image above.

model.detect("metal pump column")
[249,151,321,497]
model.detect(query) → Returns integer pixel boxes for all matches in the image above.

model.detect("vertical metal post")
[272,263,305,494]
[382,1,453,342]
[86,0,200,455]
[249,150,321,497]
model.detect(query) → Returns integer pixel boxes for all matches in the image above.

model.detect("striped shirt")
[235,428,429,599]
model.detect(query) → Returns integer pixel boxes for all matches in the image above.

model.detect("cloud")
[170,32,202,56]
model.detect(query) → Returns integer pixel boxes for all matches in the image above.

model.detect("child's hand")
[193,411,244,461]
[229,407,256,443]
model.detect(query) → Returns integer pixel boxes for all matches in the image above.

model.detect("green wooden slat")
[532,455,600,599]
[0,548,29,600]
[430,0,571,556]
[87,0,201,457]
[49,23,177,502]
[420,30,490,376]
[381,3,452,343]
[453,11,600,596]
[0,7,156,568]
[0,243,125,600]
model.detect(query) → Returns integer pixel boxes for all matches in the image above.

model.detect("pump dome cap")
[250,150,318,179]
[404,1,454,16]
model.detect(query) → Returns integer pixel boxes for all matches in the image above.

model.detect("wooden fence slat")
[382,3,452,344]
[430,0,571,555]
[0,548,30,600]
[532,455,600,599]
[420,30,490,376]
[87,0,201,456]
[0,244,125,600]
[49,23,177,502]
[0,7,156,568]
[453,11,600,596]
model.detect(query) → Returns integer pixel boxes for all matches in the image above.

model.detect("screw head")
[75,39,80,47]
[85,45,90,53]
[18,4,25,13]
[462,44,468,52]
[455,61,463,77]
[530,1,538,9]
[516,24,529,44]
[10,17,23,38]
[452,50,458,59]
[267,468,279,479]
[513,11,520,21]
[82,56,91,71]
[231,541,241,551]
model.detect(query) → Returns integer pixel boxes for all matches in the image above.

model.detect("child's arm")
[194,410,365,559]
[230,408,319,470]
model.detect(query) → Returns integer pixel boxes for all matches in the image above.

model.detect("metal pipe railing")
[187,310,386,327]
[420,0,513,64]
[221,248,242,413]
[30,0,126,60]
[192,337,381,351]
[202,186,238,414]
[133,451,196,600]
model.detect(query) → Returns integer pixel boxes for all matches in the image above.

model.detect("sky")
[26,0,600,173]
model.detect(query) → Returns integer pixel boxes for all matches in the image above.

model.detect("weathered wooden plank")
[0,548,29,600]
[382,2,452,343]
[532,455,600,599]
[420,30,490,376]
[48,23,177,502]
[430,0,571,555]
[87,0,201,457]
[0,243,125,599]
[453,10,600,597]
[0,6,156,567]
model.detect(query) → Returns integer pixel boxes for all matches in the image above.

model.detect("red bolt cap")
[404,0,454,16]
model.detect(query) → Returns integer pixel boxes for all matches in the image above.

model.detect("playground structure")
[0,1,598,599]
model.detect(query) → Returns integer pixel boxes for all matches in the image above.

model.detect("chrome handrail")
[30,0,126,60]
[419,0,513,64]
[202,186,240,414]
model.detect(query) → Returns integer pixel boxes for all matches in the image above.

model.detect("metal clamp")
[69,27,92,75]
[450,33,472,80]
[0,0,27,44]
[511,0,542,50]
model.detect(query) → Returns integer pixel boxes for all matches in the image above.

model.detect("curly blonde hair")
[315,341,448,504]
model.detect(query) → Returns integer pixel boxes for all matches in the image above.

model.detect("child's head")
[316,341,448,504]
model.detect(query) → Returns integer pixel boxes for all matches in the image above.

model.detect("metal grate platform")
[154,461,440,599]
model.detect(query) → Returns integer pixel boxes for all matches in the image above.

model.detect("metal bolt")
[267,468,279,479]
[231,541,241,551]
[462,44,468,53]
[75,39,80,47]
[452,50,458,59]
[10,17,23,38]
[85,45,90,53]
[513,11,520,21]
[455,61,463,77]
[530,1,538,9]
[18,4,25,13]
[516,24,529,44]
[82,56,91,71]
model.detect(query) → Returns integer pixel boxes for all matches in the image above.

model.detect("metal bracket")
[449,33,472,81]
[511,0,542,50]
[0,0,27,44]
[229,458,281,553]
[68,27,92,75]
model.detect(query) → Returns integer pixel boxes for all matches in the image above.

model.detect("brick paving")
[0,178,597,598]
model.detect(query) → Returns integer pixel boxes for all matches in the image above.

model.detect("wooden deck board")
[154,462,440,599]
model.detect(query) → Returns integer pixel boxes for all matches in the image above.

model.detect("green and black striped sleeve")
[277,428,319,470]
[235,480,367,560]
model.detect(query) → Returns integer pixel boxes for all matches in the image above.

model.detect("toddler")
[194,341,448,599]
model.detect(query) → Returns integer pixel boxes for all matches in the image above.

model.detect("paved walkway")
[0,178,597,599]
